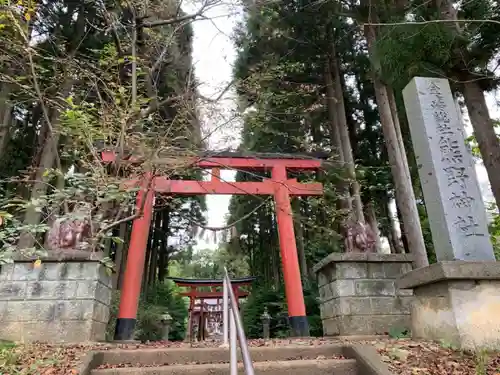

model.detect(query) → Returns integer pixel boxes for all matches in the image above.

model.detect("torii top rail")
[102,150,325,340]
[167,276,256,303]
[101,150,326,195]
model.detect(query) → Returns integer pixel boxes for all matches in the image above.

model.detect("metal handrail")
[223,268,255,375]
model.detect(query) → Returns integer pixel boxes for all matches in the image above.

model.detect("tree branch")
[142,11,204,28]
[198,79,237,103]
[364,19,500,27]
[139,94,186,118]
[97,172,155,236]
[142,0,212,28]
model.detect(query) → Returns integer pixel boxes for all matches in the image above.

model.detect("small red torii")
[101,151,325,340]
[168,276,256,341]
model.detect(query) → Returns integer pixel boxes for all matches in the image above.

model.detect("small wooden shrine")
[168,276,256,341]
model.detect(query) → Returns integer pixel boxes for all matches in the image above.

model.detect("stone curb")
[397,261,500,289]
[343,344,392,375]
[79,351,103,375]
[78,343,394,374]
[91,359,357,375]
[313,253,414,274]
[10,250,105,262]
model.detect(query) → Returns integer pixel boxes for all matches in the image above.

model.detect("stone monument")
[400,77,500,350]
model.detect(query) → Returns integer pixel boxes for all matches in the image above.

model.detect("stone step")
[95,344,346,367]
[91,358,358,375]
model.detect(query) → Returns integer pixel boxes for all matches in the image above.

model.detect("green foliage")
[107,281,188,342]
[487,203,500,260]
[417,203,436,264]
[0,0,205,264]
[388,326,410,339]
[0,171,137,262]
[173,247,250,279]
[0,341,17,369]
[375,1,500,90]
[169,246,249,280]
[242,282,322,339]
[375,23,456,87]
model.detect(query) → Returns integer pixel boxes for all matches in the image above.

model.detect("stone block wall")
[313,253,414,336]
[0,259,112,343]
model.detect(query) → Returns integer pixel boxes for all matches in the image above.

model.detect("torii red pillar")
[272,165,308,336]
[114,173,154,341]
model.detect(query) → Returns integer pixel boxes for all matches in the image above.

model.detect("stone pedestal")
[0,255,112,343]
[398,261,500,351]
[313,253,413,336]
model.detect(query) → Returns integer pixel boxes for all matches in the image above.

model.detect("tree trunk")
[387,201,404,253]
[387,228,397,254]
[17,81,74,250]
[270,211,281,290]
[387,88,411,176]
[113,222,128,289]
[330,46,365,223]
[149,241,158,286]
[462,81,500,211]
[363,24,428,268]
[0,82,13,159]
[365,202,382,252]
[158,208,171,282]
[148,210,162,286]
[324,61,351,211]
[396,204,410,253]
[43,168,69,247]
[292,198,308,277]
[142,227,153,292]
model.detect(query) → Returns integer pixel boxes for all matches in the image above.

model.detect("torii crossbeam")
[101,151,325,340]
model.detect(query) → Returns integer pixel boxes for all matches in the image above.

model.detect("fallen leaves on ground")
[372,339,500,375]
[0,342,109,375]
[3,338,500,374]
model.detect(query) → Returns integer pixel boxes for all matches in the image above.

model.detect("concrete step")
[91,358,358,375]
[95,344,346,367]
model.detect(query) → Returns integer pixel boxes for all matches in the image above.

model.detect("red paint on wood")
[272,165,306,318]
[196,157,321,170]
[122,177,322,196]
[117,174,154,320]
[100,151,322,170]
[211,168,221,181]
[180,291,249,298]
[173,281,253,287]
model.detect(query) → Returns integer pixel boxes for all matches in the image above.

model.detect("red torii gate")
[101,151,324,340]
[168,276,256,341]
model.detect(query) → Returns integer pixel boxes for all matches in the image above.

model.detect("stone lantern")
[160,312,173,341]
[260,307,271,340]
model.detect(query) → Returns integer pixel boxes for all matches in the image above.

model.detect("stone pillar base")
[313,253,414,336]
[0,254,112,343]
[397,261,500,351]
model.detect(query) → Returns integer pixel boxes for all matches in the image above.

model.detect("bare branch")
[97,172,155,236]
[364,19,500,27]
[198,79,237,103]
[139,94,187,118]
[142,0,212,28]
